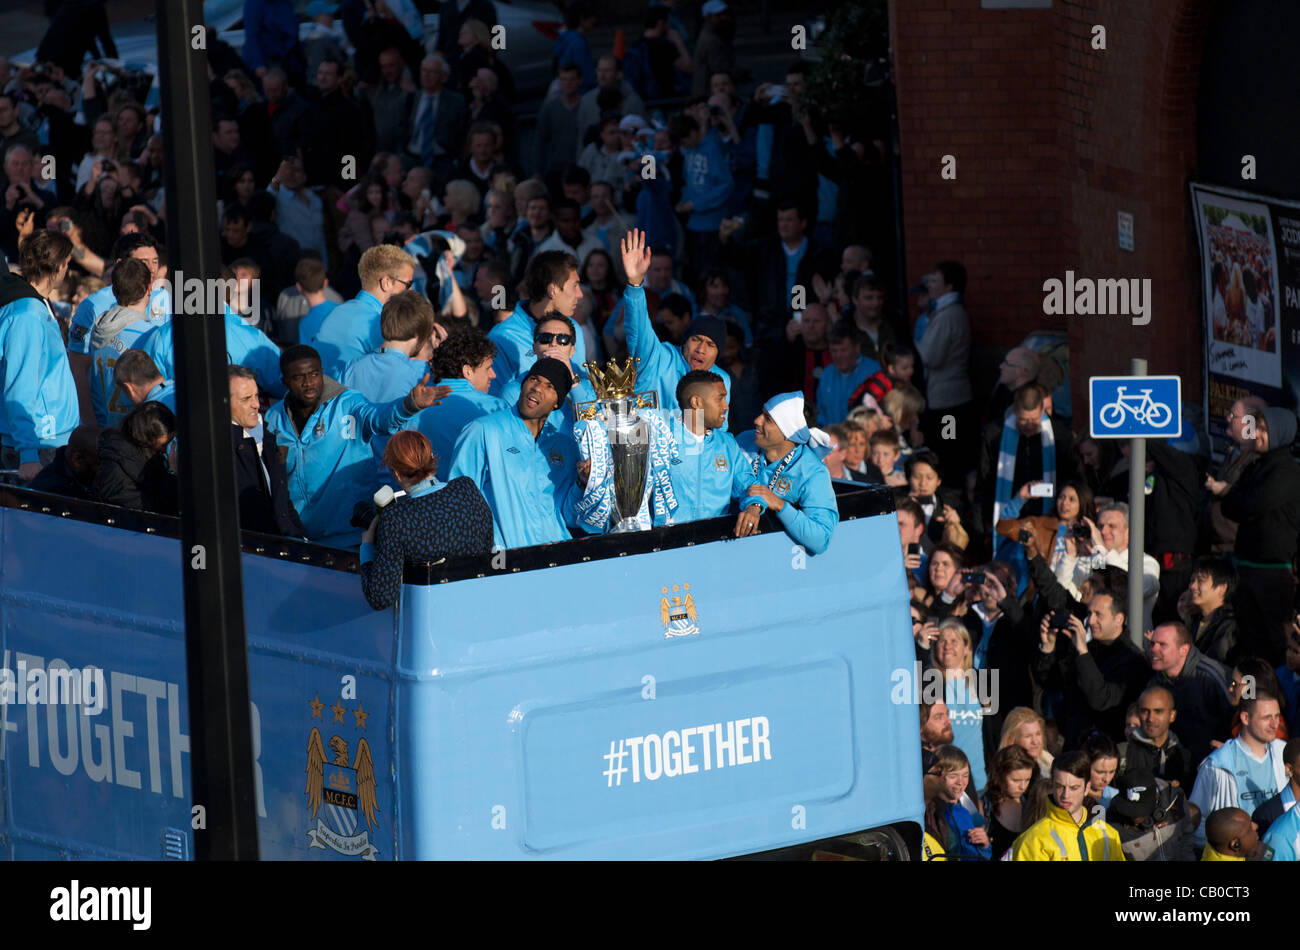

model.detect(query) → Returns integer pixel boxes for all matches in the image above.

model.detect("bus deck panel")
[0,483,922,860]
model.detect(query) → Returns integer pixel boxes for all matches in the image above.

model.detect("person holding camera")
[1033,582,1148,748]
[997,478,1097,587]
[958,560,1034,748]
[360,430,494,611]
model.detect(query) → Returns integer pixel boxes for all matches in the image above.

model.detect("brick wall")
[890,0,1211,416]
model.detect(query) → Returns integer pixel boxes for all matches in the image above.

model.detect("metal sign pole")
[1127,358,1147,639]
[155,0,260,859]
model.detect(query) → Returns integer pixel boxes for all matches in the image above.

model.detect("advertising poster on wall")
[1190,183,1300,451]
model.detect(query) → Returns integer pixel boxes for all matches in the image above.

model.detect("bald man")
[1119,685,1194,789]
[1202,807,1262,861]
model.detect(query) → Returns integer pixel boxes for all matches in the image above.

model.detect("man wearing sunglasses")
[311,244,419,377]
[498,315,596,432]
[620,229,731,414]
[449,357,587,550]
[487,250,590,397]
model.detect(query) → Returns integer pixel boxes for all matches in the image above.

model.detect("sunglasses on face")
[535,332,573,346]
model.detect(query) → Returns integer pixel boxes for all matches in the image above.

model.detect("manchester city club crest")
[772,475,792,496]
[660,584,699,638]
[304,693,379,859]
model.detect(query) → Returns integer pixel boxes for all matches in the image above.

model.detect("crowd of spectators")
[909,376,1300,860]
[1,1,1298,863]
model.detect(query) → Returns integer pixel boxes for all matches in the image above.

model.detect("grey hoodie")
[1260,406,1297,450]
[88,303,151,351]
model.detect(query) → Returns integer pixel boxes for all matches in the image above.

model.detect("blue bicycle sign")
[1089,376,1181,439]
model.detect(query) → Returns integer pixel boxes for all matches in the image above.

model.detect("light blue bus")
[0,482,921,860]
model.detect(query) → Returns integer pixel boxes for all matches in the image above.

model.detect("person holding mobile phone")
[897,497,927,584]
[978,381,1080,563]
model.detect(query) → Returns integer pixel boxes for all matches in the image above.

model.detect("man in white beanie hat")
[738,391,840,554]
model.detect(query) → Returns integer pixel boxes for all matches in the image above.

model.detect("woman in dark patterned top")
[360,430,495,610]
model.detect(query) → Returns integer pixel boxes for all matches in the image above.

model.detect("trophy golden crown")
[584,357,640,400]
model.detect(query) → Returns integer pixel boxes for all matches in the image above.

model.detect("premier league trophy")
[577,357,659,533]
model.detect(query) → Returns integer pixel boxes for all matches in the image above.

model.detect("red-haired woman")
[360,430,494,609]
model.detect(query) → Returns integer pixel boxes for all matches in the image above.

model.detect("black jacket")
[976,414,1079,529]
[1191,603,1240,667]
[28,446,95,501]
[1147,646,1233,769]
[361,477,495,610]
[1220,408,1300,563]
[1252,785,1298,837]
[960,595,1036,744]
[303,89,373,188]
[1144,440,1200,556]
[268,89,310,160]
[922,485,978,552]
[36,0,116,76]
[1120,727,1195,790]
[93,431,178,515]
[1025,550,1085,618]
[232,423,306,538]
[1032,631,1149,747]
[722,233,835,349]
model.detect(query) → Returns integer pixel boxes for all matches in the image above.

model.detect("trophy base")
[610,517,642,534]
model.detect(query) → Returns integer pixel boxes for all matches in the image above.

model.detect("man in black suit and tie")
[228,365,306,538]
[408,54,469,188]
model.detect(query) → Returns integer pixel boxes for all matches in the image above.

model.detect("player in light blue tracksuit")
[66,234,168,424]
[449,358,582,550]
[137,307,287,397]
[419,326,508,479]
[620,229,730,413]
[312,288,384,378]
[736,392,840,556]
[89,302,156,426]
[66,234,169,356]
[0,265,79,472]
[1264,785,1300,860]
[339,345,431,403]
[263,345,451,548]
[138,379,176,412]
[69,280,170,354]
[664,370,766,529]
[498,315,596,434]
[338,301,443,473]
[486,250,589,397]
[87,259,158,427]
[311,247,419,377]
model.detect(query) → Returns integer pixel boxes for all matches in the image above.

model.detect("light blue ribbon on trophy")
[575,410,681,532]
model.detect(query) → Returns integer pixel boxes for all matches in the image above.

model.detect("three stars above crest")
[309,692,369,730]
